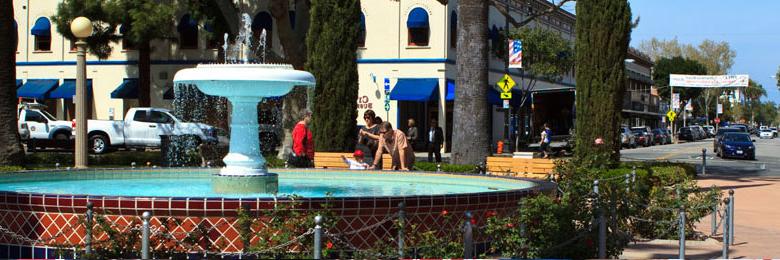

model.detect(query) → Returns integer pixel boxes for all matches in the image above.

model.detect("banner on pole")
[508,39,523,68]
[672,93,680,110]
[717,103,723,114]
[669,74,749,88]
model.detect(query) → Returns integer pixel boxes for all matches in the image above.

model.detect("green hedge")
[413,162,478,173]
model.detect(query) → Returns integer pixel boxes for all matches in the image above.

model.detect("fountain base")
[212,173,279,194]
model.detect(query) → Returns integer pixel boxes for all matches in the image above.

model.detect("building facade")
[622,48,665,129]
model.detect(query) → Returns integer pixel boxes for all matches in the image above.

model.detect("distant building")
[622,48,665,129]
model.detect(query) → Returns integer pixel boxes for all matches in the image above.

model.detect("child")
[342,150,370,170]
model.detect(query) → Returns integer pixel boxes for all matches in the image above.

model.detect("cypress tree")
[306,0,361,152]
[573,0,632,163]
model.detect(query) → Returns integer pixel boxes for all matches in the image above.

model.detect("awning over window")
[110,78,138,99]
[49,79,93,99]
[407,7,429,28]
[31,17,51,36]
[445,79,455,101]
[487,87,523,107]
[390,78,438,102]
[16,79,22,88]
[17,79,58,99]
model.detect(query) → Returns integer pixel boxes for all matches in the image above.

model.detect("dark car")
[717,132,755,160]
[714,127,744,154]
[678,127,694,141]
[631,128,653,147]
[652,128,669,145]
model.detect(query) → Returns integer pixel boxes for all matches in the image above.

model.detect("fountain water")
[173,14,314,192]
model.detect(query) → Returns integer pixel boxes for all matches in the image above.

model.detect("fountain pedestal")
[220,96,268,176]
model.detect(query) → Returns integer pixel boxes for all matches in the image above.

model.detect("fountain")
[173,16,313,192]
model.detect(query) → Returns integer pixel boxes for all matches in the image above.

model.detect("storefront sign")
[669,74,749,88]
[357,95,373,109]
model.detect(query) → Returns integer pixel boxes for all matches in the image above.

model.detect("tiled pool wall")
[0,169,553,258]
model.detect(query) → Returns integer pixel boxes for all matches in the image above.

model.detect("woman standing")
[290,110,314,167]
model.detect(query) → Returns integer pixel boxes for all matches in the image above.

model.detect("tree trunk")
[573,0,632,164]
[0,1,25,166]
[452,0,491,165]
[138,41,151,107]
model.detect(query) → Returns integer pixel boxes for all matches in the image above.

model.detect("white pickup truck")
[83,107,219,154]
[17,105,74,150]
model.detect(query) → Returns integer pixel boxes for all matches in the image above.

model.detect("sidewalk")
[621,175,780,259]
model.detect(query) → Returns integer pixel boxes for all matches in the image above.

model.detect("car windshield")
[723,134,750,142]
[39,110,57,121]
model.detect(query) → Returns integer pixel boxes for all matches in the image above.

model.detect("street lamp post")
[71,17,92,169]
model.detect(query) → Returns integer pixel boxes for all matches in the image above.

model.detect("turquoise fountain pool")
[0,169,536,198]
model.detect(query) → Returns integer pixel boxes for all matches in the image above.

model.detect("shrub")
[414,162,478,173]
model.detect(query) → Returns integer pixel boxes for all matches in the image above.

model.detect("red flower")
[506,223,514,228]
[441,210,449,216]
[326,241,333,249]
[470,218,477,225]
[485,211,497,217]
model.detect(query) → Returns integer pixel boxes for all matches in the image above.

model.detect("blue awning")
[407,7,429,28]
[445,79,455,101]
[17,79,58,99]
[111,78,138,99]
[487,87,522,107]
[16,79,22,88]
[390,78,438,101]
[31,17,50,36]
[49,79,93,99]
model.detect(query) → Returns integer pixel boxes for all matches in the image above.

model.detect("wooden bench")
[486,156,557,179]
[314,152,393,170]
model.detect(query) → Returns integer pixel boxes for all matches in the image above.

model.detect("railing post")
[141,211,151,260]
[85,202,93,255]
[711,189,718,236]
[722,197,730,259]
[437,164,442,172]
[398,202,405,258]
[313,215,322,259]
[594,180,606,259]
[679,205,686,259]
[625,173,631,193]
[463,211,474,259]
[631,166,637,183]
[701,148,707,175]
[729,189,735,245]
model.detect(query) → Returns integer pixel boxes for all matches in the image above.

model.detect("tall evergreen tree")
[574,0,633,163]
[306,0,361,152]
[0,1,24,166]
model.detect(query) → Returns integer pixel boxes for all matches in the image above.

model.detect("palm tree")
[0,1,25,166]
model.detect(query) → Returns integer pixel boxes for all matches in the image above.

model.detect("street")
[620,137,780,258]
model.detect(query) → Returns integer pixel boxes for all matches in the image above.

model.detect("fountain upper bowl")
[173,63,316,98]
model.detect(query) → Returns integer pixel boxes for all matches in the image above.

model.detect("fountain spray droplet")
[222,33,229,62]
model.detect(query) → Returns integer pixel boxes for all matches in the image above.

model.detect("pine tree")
[0,1,25,166]
[306,0,361,152]
[573,0,633,163]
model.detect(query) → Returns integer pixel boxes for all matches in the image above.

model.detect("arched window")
[406,7,429,46]
[31,17,51,51]
[120,24,136,50]
[252,12,273,49]
[177,14,198,49]
[358,12,366,47]
[450,11,457,48]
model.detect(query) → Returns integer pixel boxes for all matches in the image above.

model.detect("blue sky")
[561,1,780,103]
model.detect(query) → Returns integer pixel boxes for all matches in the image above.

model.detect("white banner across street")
[669,74,749,88]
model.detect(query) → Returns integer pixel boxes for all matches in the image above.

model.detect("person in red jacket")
[291,109,314,167]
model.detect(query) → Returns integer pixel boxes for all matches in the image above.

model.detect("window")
[120,25,136,50]
[31,17,52,51]
[178,14,199,49]
[133,111,149,122]
[150,111,173,124]
[450,11,457,48]
[358,13,366,47]
[25,111,46,123]
[406,8,430,46]
[252,12,273,49]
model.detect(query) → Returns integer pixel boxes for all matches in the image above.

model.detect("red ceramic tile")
[153,200,169,209]
[170,200,186,209]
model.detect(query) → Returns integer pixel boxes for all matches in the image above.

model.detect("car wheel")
[54,132,69,141]
[89,135,110,154]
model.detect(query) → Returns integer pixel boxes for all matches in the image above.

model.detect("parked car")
[677,127,694,141]
[759,129,774,139]
[619,126,637,148]
[717,132,755,160]
[771,127,778,137]
[652,128,669,145]
[713,127,744,155]
[703,125,716,137]
[691,125,707,140]
[17,103,74,151]
[631,126,654,147]
[728,124,749,134]
[80,107,219,154]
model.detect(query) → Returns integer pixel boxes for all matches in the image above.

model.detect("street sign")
[714,117,721,124]
[383,78,390,92]
[666,110,677,122]
[384,101,390,112]
[500,92,512,99]
[497,74,516,93]
[502,100,510,109]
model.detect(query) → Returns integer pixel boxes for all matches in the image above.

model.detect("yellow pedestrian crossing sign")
[500,92,512,99]
[666,110,677,122]
[497,74,516,93]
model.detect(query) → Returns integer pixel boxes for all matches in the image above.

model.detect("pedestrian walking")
[406,118,419,151]
[427,119,444,163]
[540,123,552,159]
[289,109,314,167]
[360,122,415,171]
